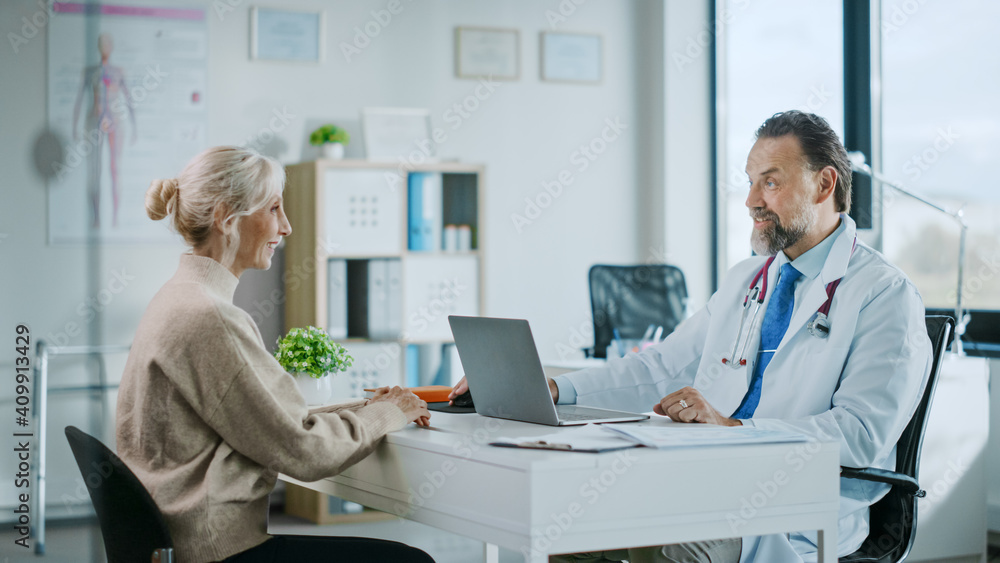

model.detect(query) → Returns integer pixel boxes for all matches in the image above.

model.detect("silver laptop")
[448,315,649,426]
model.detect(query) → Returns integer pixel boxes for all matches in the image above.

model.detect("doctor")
[454,111,932,563]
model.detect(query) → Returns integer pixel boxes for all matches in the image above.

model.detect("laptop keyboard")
[555,405,628,421]
[557,411,608,422]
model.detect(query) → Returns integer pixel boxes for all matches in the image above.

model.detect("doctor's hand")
[654,386,742,427]
[447,377,469,405]
[368,386,431,427]
[448,376,560,404]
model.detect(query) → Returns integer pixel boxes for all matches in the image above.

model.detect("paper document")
[603,425,809,449]
[491,424,639,453]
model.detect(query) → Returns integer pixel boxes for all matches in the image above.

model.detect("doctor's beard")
[750,202,817,256]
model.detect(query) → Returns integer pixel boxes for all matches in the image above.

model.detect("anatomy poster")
[47,3,207,244]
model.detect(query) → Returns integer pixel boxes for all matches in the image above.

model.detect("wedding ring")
[679,399,689,409]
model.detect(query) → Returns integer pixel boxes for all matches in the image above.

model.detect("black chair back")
[64,426,174,563]
[842,315,954,563]
[588,264,687,359]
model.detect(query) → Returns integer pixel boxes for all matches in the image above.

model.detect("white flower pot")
[294,373,333,405]
[322,142,345,160]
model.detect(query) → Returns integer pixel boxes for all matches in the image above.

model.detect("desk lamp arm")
[847,152,969,354]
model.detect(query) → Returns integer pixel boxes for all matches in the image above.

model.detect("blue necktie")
[732,263,802,419]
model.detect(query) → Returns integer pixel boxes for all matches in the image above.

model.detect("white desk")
[283,413,840,562]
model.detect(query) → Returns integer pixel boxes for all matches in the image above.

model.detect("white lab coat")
[563,215,932,562]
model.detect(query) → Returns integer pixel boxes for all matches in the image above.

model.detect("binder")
[346,259,399,339]
[407,172,442,251]
[410,344,442,387]
[326,259,348,339]
[434,344,462,386]
[346,260,369,338]
[385,259,402,339]
[367,259,389,339]
[405,344,420,387]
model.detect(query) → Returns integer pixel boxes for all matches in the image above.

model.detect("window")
[881,0,1000,310]
[717,0,844,274]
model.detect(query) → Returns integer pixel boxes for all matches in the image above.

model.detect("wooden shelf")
[284,481,398,526]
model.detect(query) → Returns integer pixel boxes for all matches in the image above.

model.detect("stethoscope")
[722,237,856,368]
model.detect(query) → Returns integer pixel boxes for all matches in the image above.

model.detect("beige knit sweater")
[116,254,408,563]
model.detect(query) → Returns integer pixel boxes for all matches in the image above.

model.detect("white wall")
[0,0,718,516]
[663,0,714,306]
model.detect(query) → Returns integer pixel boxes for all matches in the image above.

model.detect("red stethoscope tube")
[722,238,856,367]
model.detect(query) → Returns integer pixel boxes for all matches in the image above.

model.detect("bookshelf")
[282,159,485,397]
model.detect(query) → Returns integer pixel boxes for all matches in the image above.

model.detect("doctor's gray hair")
[756,111,852,213]
[145,146,285,268]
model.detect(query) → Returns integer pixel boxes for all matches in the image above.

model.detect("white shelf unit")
[282,159,485,397]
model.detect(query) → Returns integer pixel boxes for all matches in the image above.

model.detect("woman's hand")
[368,386,431,427]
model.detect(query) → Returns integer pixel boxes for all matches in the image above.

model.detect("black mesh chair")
[587,264,688,359]
[839,315,954,563]
[64,426,174,563]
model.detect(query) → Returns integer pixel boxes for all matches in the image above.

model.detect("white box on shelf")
[330,341,405,400]
[322,169,403,255]
[402,255,479,341]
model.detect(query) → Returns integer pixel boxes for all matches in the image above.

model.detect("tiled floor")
[4,514,999,562]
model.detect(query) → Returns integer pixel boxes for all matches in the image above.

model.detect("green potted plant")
[309,124,351,160]
[274,326,353,405]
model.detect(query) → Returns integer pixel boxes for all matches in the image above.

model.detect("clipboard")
[490,440,635,453]
[490,424,640,453]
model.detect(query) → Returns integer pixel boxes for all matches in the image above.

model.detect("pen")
[652,325,664,343]
[523,441,572,450]
[641,324,656,342]
[613,328,625,358]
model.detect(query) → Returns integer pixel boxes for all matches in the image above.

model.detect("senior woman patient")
[116,146,434,562]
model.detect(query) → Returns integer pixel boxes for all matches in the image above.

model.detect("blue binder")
[407,172,441,250]
[405,344,420,387]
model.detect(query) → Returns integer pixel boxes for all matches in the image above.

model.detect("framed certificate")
[541,32,602,84]
[455,26,520,80]
[251,7,324,62]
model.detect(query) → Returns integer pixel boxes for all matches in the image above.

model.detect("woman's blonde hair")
[145,146,285,267]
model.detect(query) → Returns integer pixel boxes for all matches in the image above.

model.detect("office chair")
[839,315,954,563]
[64,426,175,563]
[586,264,687,359]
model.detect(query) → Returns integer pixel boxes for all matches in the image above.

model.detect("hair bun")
[145,178,180,221]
